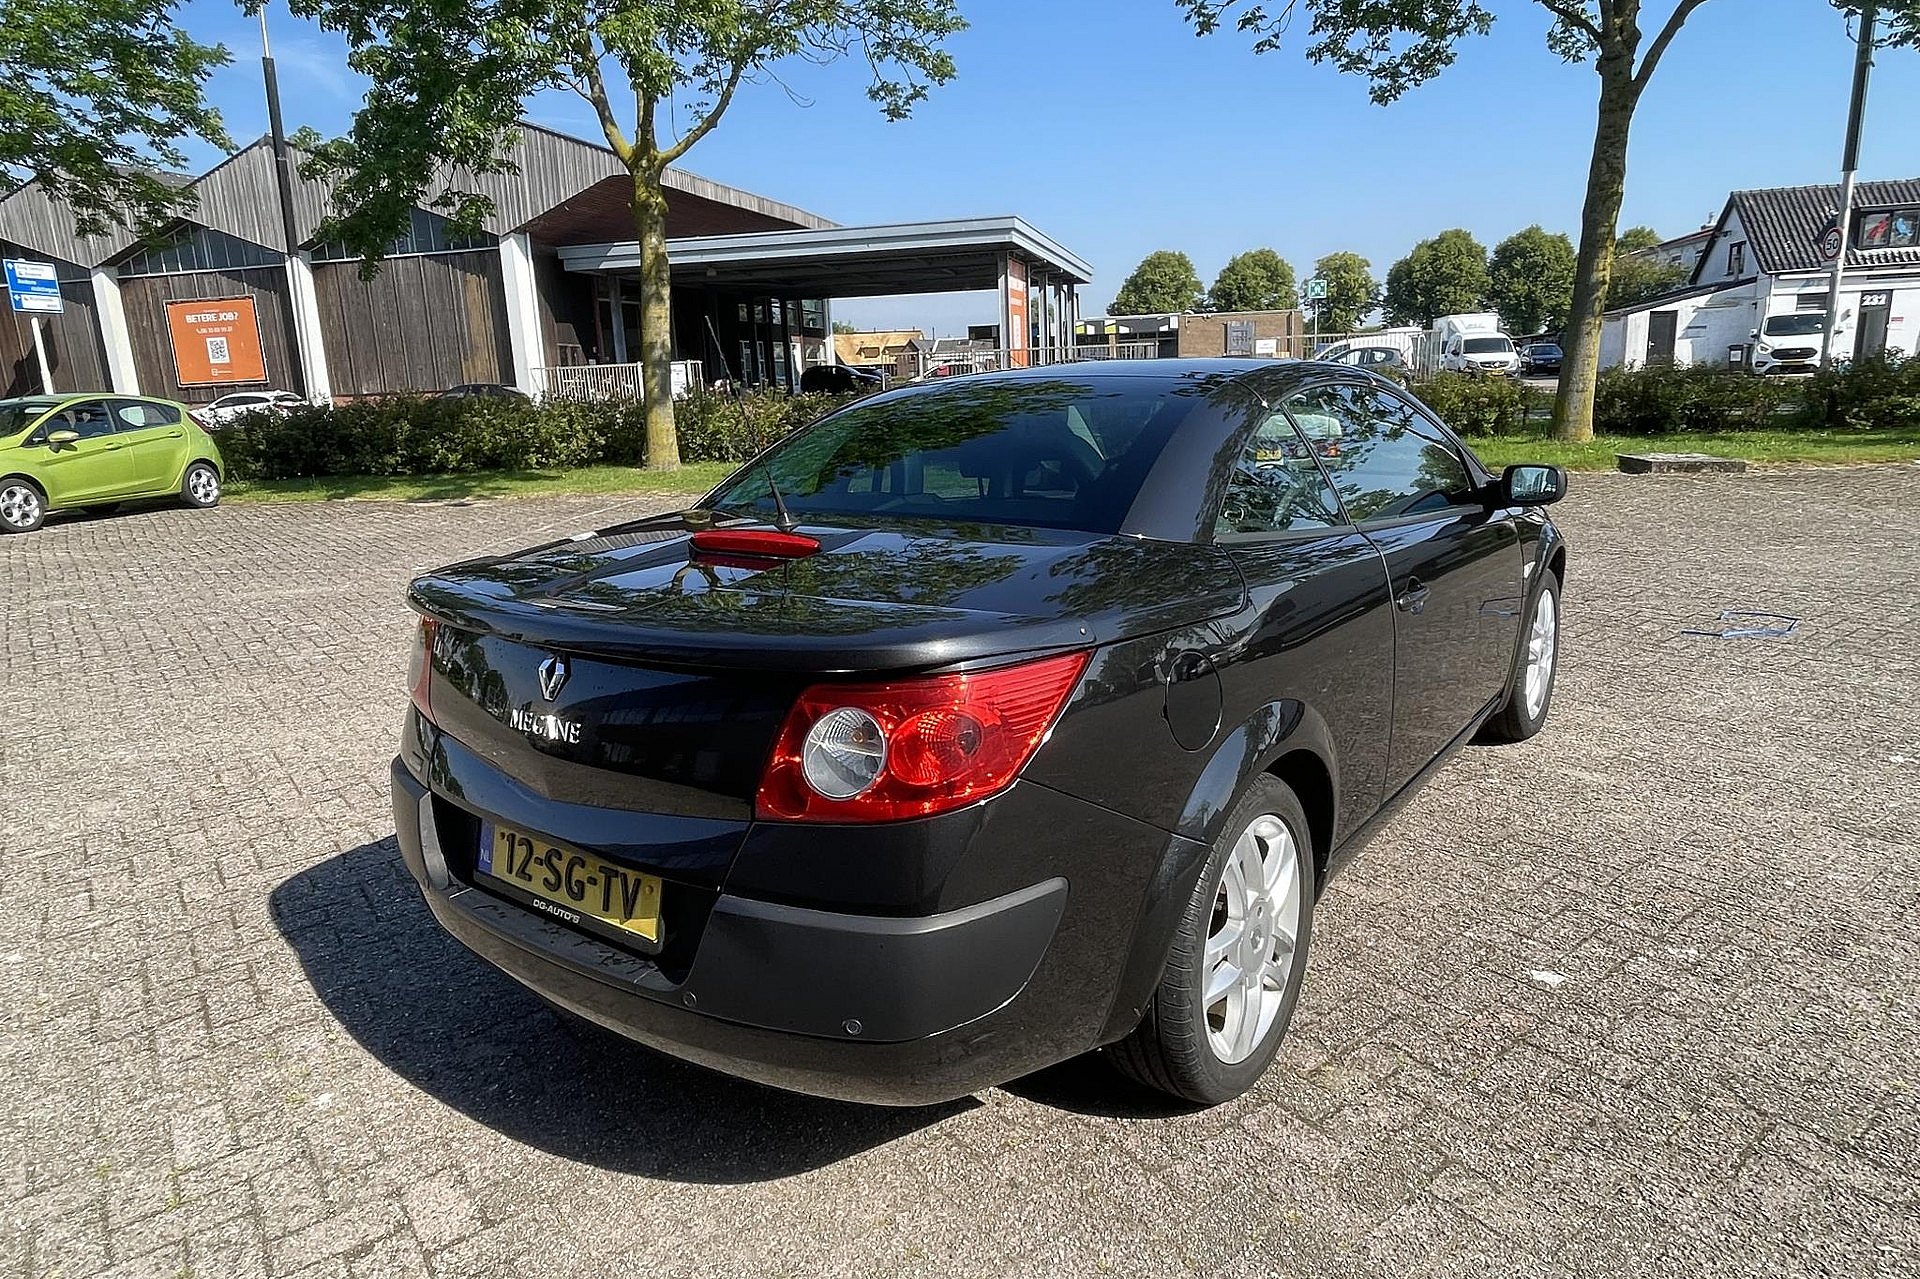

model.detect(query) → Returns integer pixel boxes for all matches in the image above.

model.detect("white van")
[1443,332,1521,375]
[1430,313,1520,375]
[1751,311,1829,375]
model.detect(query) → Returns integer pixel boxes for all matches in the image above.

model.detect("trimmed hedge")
[219,356,1919,482]
[1414,354,1919,437]
[219,388,858,481]
[1413,373,1553,437]
[1588,363,1800,435]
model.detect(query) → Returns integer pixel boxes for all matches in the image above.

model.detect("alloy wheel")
[1523,588,1558,719]
[1203,813,1304,1065]
[1,484,41,530]
[188,467,220,505]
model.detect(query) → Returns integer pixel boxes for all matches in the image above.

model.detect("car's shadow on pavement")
[271,838,973,1183]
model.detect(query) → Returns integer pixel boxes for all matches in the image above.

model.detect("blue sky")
[178,0,1919,333]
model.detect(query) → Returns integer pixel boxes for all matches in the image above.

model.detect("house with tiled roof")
[1599,178,1920,373]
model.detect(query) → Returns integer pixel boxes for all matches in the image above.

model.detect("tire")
[1482,568,1560,743]
[1110,775,1315,1105]
[0,479,46,534]
[182,462,221,509]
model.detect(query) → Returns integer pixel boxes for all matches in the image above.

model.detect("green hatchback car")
[0,393,225,534]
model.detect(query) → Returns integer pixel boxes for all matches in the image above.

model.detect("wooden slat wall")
[533,248,601,364]
[312,249,511,396]
[118,267,294,404]
[1,280,109,396]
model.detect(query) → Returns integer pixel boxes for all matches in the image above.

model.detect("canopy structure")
[555,217,1091,383]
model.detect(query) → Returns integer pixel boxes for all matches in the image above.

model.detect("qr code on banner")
[205,336,231,365]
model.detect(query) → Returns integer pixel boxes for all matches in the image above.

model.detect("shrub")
[1413,372,1551,437]
[674,388,852,463]
[1590,363,1799,435]
[220,388,858,481]
[1802,352,1920,431]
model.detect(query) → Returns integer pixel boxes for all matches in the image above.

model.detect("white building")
[1600,179,1920,373]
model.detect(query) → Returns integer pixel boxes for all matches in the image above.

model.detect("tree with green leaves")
[1382,229,1488,327]
[1614,225,1663,254]
[1109,250,1206,315]
[280,0,964,471]
[1608,226,1693,308]
[1207,247,1298,311]
[1489,225,1576,335]
[1173,0,1768,440]
[1310,251,1378,332]
[2,0,229,238]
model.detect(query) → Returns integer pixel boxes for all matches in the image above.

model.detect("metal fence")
[892,343,1160,381]
[530,360,703,402]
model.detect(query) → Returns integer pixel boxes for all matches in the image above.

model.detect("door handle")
[161,430,183,439]
[1395,577,1430,614]
[103,442,124,451]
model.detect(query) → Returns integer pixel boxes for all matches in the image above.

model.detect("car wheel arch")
[1172,699,1340,852]
[1095,700,1341,1046]
[1,473,49,508]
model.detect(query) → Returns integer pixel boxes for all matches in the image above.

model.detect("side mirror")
[46,430,80,445]
[1501,463,1567,506]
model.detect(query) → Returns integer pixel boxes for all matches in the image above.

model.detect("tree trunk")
[1553,59,1640,444]
[630,169,680,470]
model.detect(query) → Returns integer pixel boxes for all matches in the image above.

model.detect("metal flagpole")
[261,7,311,396]
[1820,3,1877,371]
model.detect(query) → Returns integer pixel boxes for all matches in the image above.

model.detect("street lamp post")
[1820,3,1878,372]
[260,7,310,397]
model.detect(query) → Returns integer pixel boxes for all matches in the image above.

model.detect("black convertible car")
[392,360,1567,1106]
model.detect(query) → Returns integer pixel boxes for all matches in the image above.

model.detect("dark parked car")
[798,363,885,394]
[1520,343,1563,376]
[392,360,1568,1106]
[439,383,532,401]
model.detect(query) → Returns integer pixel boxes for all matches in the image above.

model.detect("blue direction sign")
[4,259,65,314]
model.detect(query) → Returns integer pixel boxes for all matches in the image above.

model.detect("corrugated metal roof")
[1728,178,1920,275]
[0,122,832,267]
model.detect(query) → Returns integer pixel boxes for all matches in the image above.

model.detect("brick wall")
[1175,309,1309,359]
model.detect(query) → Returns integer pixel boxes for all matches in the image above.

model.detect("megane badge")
[537,654,571,701]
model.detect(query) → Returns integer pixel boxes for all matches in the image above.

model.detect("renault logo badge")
[537,654,571,701]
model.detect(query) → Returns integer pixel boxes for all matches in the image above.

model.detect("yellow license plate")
[478,822,662,944]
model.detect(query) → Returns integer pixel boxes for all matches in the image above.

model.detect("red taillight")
[690,528,821,559]
[407,617,439,720]
[756,652,1089,823]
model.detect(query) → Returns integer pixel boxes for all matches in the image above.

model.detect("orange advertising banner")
[165,296,267,386]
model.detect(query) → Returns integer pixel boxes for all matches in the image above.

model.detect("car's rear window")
[705,378,1192,534]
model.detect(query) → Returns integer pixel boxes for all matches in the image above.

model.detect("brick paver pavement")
[3,467,1917,1278]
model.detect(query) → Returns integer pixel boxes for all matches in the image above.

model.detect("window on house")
[1853,207,1920,249]
[1727,242,1746,276]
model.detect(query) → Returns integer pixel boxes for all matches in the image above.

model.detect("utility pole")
[260,8,310,397]
[1820,3,1877,371]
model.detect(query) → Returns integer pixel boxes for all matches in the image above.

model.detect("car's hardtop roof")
[1,391,182,408]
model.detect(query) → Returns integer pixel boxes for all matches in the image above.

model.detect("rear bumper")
[392,759,1094,1105]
